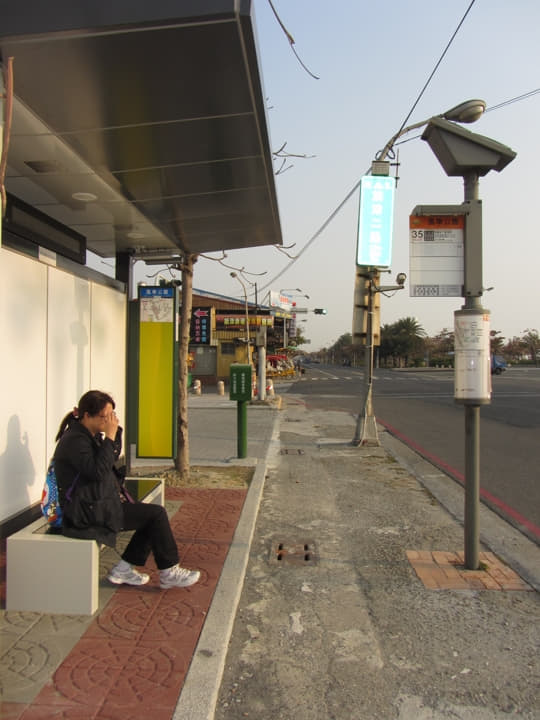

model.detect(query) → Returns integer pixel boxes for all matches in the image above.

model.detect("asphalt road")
[287,364,540,544]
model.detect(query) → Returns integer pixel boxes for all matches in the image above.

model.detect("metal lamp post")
[421,117,516,569]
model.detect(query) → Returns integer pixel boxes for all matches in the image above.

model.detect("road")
[284,364,540,544]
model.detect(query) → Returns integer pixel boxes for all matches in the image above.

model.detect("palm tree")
[380,317,426,367]
[521,329,540,366]
[393,317,427,366]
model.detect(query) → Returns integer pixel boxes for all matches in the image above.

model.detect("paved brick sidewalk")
[1,487,247,720]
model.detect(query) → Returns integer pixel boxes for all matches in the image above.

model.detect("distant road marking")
[378,418,540,541]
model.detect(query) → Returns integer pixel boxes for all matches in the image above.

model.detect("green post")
[237,400,248,458]
[230,364,252,459]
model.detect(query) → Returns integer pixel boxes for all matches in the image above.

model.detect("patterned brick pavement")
[0,488,247,720]
[406,550,533,591]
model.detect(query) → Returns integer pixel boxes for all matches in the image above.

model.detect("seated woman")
[53,390,200,589]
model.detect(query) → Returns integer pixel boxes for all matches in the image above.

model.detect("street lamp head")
[442,99,486,125]
[377,98,487,162]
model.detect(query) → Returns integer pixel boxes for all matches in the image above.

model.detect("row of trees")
[323,320,540,368]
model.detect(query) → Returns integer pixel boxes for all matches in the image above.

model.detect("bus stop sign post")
[229,364,252,458]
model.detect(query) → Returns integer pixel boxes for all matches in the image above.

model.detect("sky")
[137,0,540,351]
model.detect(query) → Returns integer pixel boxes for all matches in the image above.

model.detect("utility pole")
[353,271,405,445]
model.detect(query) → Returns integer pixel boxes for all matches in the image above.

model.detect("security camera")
[396,272,407,286]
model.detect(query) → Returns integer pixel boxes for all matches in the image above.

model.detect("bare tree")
[173,253,197,481]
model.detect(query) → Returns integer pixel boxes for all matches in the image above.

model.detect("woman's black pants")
[120,502,179,570]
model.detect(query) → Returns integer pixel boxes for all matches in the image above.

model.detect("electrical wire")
[485,88,540,113]
[259,1,478,292]
[392,0,477,141]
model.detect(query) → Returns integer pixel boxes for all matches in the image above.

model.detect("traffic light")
[313,308,327,315]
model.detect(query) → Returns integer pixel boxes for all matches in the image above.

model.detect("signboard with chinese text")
[409,213,464,297]
[356,175,395,267]
[215,314,273,331]
[139,286,174,322]
[269,290,293,311]
[190,306,212,344]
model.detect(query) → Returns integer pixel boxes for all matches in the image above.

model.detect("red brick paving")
[406,550,533,591]
[3,488,246,720]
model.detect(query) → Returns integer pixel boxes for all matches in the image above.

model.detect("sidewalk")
[1,389,539,719]
[213,393,540,720]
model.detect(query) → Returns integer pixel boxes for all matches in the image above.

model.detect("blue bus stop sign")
[356,175,395,267]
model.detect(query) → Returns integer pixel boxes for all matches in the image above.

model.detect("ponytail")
[55,411,78,441]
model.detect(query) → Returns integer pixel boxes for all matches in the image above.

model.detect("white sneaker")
[160,564,200,589]
[107,564,150,586]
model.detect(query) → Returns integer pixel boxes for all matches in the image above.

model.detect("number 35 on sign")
[409,213,465,298]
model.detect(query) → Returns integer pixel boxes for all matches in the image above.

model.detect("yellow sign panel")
[138,287,175,457]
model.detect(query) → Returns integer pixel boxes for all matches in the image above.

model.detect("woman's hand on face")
[104,411,120,440]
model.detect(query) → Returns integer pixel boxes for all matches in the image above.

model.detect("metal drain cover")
[270,540,318,565]
[280,448,305,455]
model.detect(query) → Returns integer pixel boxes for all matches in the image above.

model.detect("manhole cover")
[270,540,318,565]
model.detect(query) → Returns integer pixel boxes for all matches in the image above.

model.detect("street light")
[377,99,487,162]
[230,272,251,364]
[280,288,310,299]
[279,288,310,347]
[420,116,516,570]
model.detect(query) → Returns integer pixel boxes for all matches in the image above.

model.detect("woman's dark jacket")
[53,422,124,547]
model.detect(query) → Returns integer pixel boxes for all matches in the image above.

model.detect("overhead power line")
[485,88,540,113]
[392,0,477,142]
[259,1,477,292]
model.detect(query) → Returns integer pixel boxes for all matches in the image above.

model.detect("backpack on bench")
[40,460,78,528]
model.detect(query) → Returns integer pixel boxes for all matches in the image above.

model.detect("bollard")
[217,380,224,396]
[193,379,201,395]
[267,380,274,397]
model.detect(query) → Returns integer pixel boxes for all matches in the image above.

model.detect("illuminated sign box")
[357,175,395,267]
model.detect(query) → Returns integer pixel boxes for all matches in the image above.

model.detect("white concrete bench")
[6,477,164,615]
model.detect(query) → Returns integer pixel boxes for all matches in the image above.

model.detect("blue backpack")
[41,461,79,528]
[41,460,63,527]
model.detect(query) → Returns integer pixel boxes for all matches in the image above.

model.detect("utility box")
[230,364,252,401]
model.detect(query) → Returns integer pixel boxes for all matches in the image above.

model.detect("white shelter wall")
[0,249,48,521]
[0,247,126,524]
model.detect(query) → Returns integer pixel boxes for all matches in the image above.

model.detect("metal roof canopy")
[0,0,282,260]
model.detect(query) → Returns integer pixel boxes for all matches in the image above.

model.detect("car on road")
[491,355,507,375]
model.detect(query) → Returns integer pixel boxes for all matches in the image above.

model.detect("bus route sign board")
[409,210,465,297]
